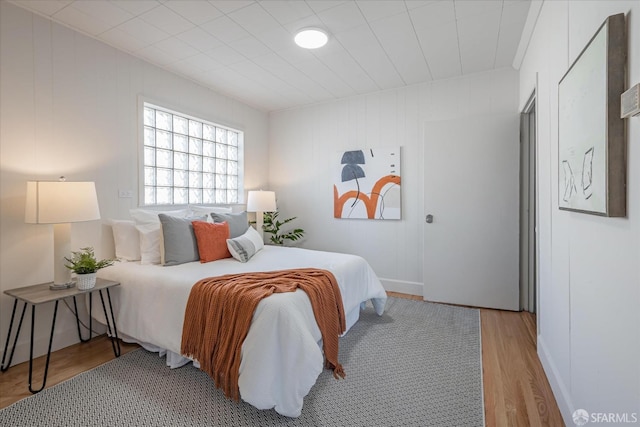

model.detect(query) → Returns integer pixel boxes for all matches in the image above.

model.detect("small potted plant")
[64,247,114,290]
[262,211,305,246]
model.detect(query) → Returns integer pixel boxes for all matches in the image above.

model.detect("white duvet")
[96,246,387,417]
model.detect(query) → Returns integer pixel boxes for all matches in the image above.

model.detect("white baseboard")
[379,278,423,297]
[538,334,572,426]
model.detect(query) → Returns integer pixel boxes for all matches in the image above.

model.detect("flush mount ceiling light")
[294,28,329,49]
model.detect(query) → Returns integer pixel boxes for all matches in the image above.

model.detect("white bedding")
[96,245,387,417]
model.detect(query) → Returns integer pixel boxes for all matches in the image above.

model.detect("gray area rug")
[0,297,483,426]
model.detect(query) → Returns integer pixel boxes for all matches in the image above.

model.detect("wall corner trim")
[513,0,545,70]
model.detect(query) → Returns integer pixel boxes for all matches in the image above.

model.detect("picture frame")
[558,13,626,217]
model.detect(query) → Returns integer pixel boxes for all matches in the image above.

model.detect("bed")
[95,244,387,417]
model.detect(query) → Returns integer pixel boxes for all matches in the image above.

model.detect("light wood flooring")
[0,292,564,426]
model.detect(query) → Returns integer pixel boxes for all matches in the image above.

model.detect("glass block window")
[142,103,242,205]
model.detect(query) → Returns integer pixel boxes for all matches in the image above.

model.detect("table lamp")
[25,179,101,289]
[247,190,276,239]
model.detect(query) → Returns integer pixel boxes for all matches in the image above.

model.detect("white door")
[423,114,520,311]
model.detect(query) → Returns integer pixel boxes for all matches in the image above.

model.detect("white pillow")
[188,205,233,222]
[226,226,264,263]
[136,223,162,264]
[110,220,140,261]
[130,208,190,224]
[130,208,190,265]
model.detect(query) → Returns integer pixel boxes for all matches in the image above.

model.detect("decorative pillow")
[130,208,190,224]
[192,221,232,263]
[130,208,190,265]
[110,220,140,261]
[210,211,249,238]
[159,214,205,266]
[188,205,233,221]
[136,223,163,264]
[227,226,264,263]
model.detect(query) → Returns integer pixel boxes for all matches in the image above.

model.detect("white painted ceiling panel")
[176,27,223,53]
[18,0,72,16]
[252,53,333,100]
[345,43,405,89]
[99,27,150,53]
[110,0,157,15]
[180,53,224,72]
[207,1,254,15]
[415,23,462,80]
[316,2,367,34]
[71,1,132,27]
[153,37,199,60]
[227,3,281,36]
[316,47,379,94]
[355,0,406,23]
[205,45,246,66]
[164,1,223,26]
[494,1,531,68]
[305,1,347,14]
[227,37,271,60]
[370,12,432,84]
[168,57,201,77]
[457,10,502,74]
[200,15,251,44]
[139,5,195,36]
[409,1,456,29]
[10,0,532,112]
[136,44,178,66]
[282,13,325,34]
[52,5,112,36]
[115,17,170,46]
[454,0,503,19]
[405,1,439,9]
[259,1,314,25]
[296,58,357,98]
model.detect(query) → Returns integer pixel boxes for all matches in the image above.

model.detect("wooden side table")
[0,278,121,393]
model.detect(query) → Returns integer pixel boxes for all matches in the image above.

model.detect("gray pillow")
[211,211,249,238]
[159,214,205,266]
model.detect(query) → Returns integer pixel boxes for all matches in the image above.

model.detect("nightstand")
[0,278,121,393]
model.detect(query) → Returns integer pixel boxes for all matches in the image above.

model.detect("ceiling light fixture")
[294,28,329,49]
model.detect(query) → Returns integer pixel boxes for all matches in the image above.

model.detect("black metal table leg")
[28,301,58,393]
[73,294,93,342]
[99,289,120,357]
[1,299,27,372]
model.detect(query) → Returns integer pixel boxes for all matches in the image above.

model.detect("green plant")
[262,211,305,245]
[64,247,114,274]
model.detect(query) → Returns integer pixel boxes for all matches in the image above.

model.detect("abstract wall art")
[333,147,401,220]
[558,13,626,216]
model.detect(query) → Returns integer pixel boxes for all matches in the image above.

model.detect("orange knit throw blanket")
[180,268,346,401]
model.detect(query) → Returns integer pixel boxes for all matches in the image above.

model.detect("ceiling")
[10,0,532,112]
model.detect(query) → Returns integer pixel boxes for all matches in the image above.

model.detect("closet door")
[423,114,520,310]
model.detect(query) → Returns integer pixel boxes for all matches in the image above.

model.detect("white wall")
[0,2,269,364]
[269,67,519,295]
[519,0,640,423]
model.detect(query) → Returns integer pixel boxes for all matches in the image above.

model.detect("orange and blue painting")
[333,147,401,220]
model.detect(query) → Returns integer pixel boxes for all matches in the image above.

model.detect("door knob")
[426,214,434,223]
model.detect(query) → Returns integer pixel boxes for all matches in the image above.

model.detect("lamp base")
[49,282,75,291]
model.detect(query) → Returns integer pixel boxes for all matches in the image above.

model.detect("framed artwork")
[333,147,401,220]
[558,13,626,216]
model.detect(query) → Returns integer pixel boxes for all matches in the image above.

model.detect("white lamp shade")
[246,190,276,212]
[25,181,101,224]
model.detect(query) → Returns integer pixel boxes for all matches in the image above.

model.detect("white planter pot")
[76,272,97,290]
